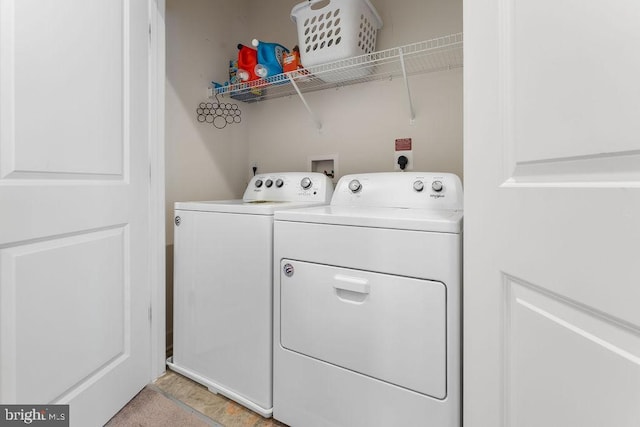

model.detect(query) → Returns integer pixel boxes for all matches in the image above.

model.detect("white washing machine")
[273,172,463,427]
[168,172,333,417]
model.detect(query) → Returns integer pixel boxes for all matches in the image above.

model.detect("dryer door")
[280,259,447,399]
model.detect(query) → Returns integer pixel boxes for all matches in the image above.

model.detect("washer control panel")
[332,172,463,210]
[243,172,334,203]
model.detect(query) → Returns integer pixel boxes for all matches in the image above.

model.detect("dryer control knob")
[275,179,284,188]
[348,179,362,193]
[255,179,263,188]
[300,177,312,190]
[432,180,443,192]
[265,179,273,188]
[413,180,424,192]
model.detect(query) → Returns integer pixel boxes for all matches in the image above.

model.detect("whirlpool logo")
[1,405,68,426]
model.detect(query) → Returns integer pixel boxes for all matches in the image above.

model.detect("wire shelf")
[214,33,463,103]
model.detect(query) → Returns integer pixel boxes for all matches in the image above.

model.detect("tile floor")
[154,370,288,427]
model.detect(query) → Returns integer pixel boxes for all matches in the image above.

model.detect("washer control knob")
[413,180,424,192]
[265,179,273,188]
[255,179,263,188]
[275,179,284,188]
[300,177,312,190]
[432,180,443,192]
[348,179,362,193]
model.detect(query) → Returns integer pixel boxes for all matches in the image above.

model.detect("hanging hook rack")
[196,89,242,129]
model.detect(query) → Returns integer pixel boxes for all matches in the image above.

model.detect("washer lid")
[274,205,463,233]
[175,199,330,215]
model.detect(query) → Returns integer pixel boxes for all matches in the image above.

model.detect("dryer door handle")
[333,275,370,294]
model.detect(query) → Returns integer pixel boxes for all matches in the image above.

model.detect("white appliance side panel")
[173,210,273,408]
[280,260,447,398]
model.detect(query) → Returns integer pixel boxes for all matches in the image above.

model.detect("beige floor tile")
[154,370,288,427]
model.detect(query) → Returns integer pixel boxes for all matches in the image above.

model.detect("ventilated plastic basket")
[291,0,383,70]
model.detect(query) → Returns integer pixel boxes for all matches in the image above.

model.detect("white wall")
[165,0,253,351]
[244,0,463,181]
[165,0,462,352]
[247,70,462,179]
[166,0,252,246]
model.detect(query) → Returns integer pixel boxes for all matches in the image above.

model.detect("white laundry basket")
[291,0,383,69]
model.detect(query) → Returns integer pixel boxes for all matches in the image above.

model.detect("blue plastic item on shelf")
[252,39,289,78]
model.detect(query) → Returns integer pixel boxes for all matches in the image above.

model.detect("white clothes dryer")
[168,172,333,417]
[273,172,463,427]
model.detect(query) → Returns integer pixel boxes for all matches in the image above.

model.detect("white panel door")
[0,1,152,426]
[464,0,640,426]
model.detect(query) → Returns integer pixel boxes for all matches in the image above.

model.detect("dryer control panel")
[332,172,463,211]
[243,172,334,203]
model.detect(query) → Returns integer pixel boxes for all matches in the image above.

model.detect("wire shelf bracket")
[287,75,322,131]
[398,49,416,124]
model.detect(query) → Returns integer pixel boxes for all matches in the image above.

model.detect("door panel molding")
[498,0,640,186]
[505,274,640,426]
[0,172,125,181]
[504,150,640,187]
[0,0,129,181]
[0,225,131,404]
[0,0,16,180]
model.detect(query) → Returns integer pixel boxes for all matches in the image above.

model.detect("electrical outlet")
[394,150,413,171]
